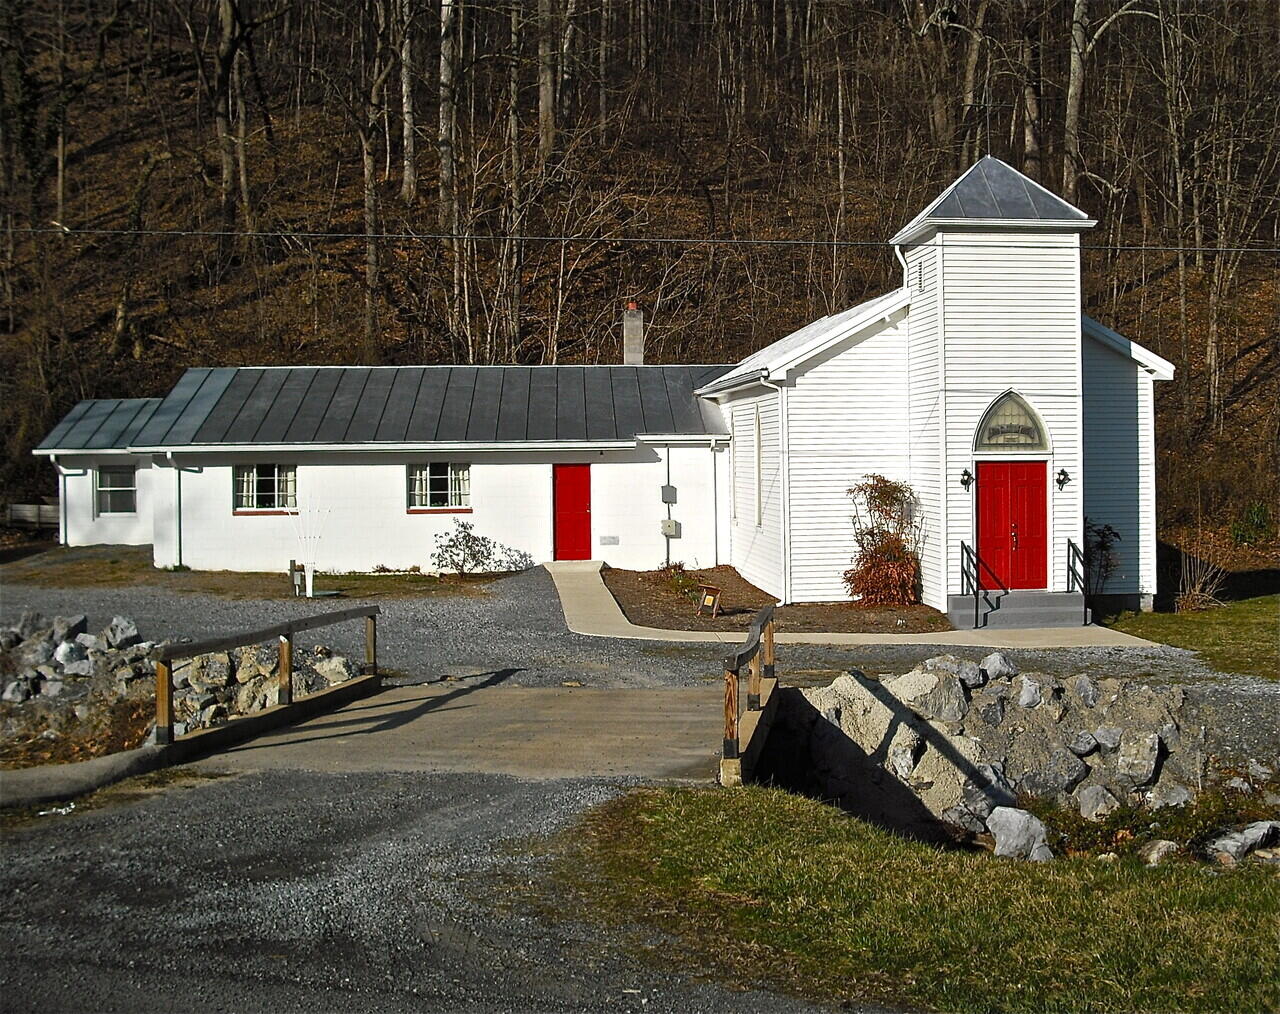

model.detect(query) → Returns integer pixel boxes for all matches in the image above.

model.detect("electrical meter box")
[660,519,681,538]
[661,484,677,504]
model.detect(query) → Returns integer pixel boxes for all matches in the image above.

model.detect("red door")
[976,462,1048,589]
[553,464,592,560]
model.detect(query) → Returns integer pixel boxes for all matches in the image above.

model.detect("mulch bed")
[601,565,953,634]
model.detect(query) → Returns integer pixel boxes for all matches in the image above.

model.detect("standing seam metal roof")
[34,398,161,452]
[75,365,734,449]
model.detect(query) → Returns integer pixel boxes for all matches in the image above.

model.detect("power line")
[19,224,1280,254]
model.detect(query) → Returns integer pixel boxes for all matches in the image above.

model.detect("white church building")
[35,158,1172,627]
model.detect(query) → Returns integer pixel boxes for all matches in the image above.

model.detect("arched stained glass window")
[974,393,1048,451]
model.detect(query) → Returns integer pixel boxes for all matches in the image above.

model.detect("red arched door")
[976,461,1047,589]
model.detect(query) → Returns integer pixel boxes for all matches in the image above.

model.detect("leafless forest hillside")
[2,0,1277,546]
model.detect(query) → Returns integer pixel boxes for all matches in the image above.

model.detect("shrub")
[659,562,702,604]
[1083,517,1121,596]
[430,520,535,575]
[842,474,922,606]
[1230,501,1274,546]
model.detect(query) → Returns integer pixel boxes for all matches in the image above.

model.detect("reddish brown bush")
[842,475,923,607]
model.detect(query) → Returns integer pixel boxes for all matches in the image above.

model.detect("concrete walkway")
[545,560,1156,649]
[195,679,722,781]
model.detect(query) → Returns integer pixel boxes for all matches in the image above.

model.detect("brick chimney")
[623,300,644,365]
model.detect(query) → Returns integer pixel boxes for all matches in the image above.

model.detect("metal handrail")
[1066,538,1089,625]
[960,542,1008,629]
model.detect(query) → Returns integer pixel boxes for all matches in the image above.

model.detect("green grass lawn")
[1107,594,1279,680]
[556,786,1280,1014]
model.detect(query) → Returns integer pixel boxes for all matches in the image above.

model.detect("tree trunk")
[1020,28,1043,181]
[538,0,555,165]
[438,0,457,234]
[362,130,379,364]
[400,0,416,204]
[1062,0,1088,203]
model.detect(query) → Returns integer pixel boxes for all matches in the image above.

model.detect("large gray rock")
[1207,821,1280,862]
[16,637,54,669]
[1020,748,1089,798]
[1076,784,1121,821]
[53,640,88,667]
[51,614,88,644]
[61,659,93,677]
[1139,840,1179,867]
[312,654,358,687]
[1067,730,1098,756]
[1116,731,1162,787]
[962,763,1016,819]
[883,668,969,723]
[888,728,923,780]
[1094,726,1124,752]
[1070,674,1100,709]
[1148,781,1193,810]
[1017,676,1042,709]
[987,806,1054,862]
[979,651,1018,681]
[3,679,33,703]
[15,610,45,639]
[105,616,141,649]
[924,654,985,688]
[39,679,65,698]
[74,632,104,652]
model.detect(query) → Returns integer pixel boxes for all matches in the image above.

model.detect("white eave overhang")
[695,288,911,398]
[1082,315,1176,380]
[88,436,726,456]
[890,216,1097,248]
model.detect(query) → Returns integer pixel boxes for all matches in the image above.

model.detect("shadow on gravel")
[218,668,524,753]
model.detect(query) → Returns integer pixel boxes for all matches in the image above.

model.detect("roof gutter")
[693,368,770,398]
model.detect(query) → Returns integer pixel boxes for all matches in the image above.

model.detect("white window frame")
[407,463,471,511]
[95,466,137,516]
[232,464,297,511]
[754,405,763,528]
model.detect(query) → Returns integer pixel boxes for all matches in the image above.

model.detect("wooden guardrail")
[149,605,380,745]
[721,603,776,762]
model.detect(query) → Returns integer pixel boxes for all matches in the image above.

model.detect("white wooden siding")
[1082,336,1157,594]
[904,241,945,608]
[787,314,910,601]
[939,230,1083,594]
[726,393,785,598]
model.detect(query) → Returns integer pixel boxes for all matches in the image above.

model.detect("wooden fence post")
[364,615,377,675]
[154,660,174,745]
[763,618,775,681]
[747,652,762,711]
[278,633,293,706]
[723,667,739,760]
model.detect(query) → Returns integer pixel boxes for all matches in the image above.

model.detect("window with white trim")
[233,464,297,510]
[975,393,1048,451]
[754,405,762,527]
[95,466,137,515]
[407,463,471,509]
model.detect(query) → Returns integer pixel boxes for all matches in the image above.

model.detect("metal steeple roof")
[889,156,1096,246]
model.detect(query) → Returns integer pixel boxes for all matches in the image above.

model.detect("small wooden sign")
[697,583,722,618]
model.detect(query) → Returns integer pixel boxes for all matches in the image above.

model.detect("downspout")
[893,244,908,286]
[761,376,791,605]
[166,452,182,568]
[711,443,719,566]
[52,455,65,545]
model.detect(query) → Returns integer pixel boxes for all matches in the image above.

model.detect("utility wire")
[18,224,1280,254]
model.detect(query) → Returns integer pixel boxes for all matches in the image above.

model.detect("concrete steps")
[947,590,1089,629]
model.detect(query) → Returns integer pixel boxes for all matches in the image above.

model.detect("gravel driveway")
[5,565,1275,757]
[0,769,872,1014]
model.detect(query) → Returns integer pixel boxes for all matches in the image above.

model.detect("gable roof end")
[696,287,911,396]
[1082,316,1175,380]
[890,156,1096,247]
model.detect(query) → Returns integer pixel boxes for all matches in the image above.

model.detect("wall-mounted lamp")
[1056,468,1071,490]
[959,468,974,491]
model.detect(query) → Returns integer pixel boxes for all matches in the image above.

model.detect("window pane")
[451,464,470,507]
[976,394,1046,450]
[97,467,135,490]
[97,488,136,514]
[407,466,428,507]
[280,466,297,508]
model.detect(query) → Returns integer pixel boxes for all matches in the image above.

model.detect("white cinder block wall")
[149,446,721,573]
[1082,337,1158,599]
[918,229,1086,601]
[57,455,154,547]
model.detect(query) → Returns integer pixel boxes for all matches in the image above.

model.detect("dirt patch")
[601,565,952,633]
[0,545,498,600]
